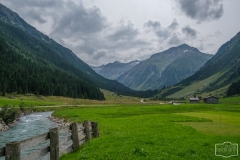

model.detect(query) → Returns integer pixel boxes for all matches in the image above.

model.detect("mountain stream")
[0,112,58,160]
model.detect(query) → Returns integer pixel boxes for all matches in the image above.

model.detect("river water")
[0,112,58,159]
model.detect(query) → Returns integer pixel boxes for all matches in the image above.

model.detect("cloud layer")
[177,0,224,23]
[0,0,232,66]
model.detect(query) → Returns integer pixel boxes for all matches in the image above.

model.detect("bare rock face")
[0,118,9,131]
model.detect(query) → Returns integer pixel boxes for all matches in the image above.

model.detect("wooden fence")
[0,120,99,160]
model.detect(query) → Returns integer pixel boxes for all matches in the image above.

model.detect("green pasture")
[53,103,240,160]
[220,96,240,104]
[0,96,60,107]
[1,94,240,159]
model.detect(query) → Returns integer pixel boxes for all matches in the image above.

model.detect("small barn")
[204,96,219,104]
[189,98,200,103]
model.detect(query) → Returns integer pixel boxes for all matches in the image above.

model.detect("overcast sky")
[1,0,240,66]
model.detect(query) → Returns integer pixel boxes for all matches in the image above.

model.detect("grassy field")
[0,90,147,108]
[220,96,240,104]
[1,93,240,159]
[0,95,61,107]
[51,102,240,160]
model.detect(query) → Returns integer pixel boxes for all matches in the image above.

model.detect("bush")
[29,105,36,112]
[0,105,19,125]
[19,102,26,112]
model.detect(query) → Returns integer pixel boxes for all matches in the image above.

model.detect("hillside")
[117,44,212,90]
[0,3,155,98]
[91,60,141,80]
[158,32,240,99]
[0,35,105,100]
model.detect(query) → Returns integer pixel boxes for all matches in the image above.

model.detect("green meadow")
[1,94,240,159]
[53,102,240,160]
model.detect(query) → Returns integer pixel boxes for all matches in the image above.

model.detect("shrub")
[29,105,36,112]
[19,102,26,112]
[0,105,19,125]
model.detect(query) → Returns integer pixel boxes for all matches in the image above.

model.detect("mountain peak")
[179,44,191,48]
[178,44,199,52]
[113,61,121,64]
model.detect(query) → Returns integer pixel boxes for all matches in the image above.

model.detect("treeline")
[226,80,240,97]
[0,38,105,100]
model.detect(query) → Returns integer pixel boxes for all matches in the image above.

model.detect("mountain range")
[91,60,141,80]
[116,44,213,90]
[157,31,240,99]
[0,2,239,99]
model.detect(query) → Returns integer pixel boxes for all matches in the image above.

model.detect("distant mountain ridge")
[116,44,213,90]
[158,31,240,99]
[91,60,141,80]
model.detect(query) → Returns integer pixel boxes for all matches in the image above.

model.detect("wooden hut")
[204,96,218,104]
[189,98,200,103]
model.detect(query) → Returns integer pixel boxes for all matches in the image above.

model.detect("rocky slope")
[117,44,213,90]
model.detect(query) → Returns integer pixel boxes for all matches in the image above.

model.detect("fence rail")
[0,120,99,160]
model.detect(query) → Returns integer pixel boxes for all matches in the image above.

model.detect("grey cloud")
[92,50,108,60]
[5,0,60,8]
[168,33,182,45]
[207,30,221,38]
[108,21,139,41]
[110,39,148,50]
[182,25,197,38]
[144,20,161,29]
[78,44,96,56]
[168,19,179,30]
[0,0,61,26]
[177,0,224,23]
[144,20,171,40]
[50,3,108,39]
[2,0,108,38]
[27,10,46,24]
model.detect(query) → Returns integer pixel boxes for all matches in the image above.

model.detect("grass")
[52,103,240,160]
[2,93,240,159]
[176,111,240,136]
[220,96,240,104]
[0,91,162,108]
[167,72,225,99]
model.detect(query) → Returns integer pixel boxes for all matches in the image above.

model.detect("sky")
[0,0,240,66]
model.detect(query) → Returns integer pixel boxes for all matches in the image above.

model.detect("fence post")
[5,141,20,160]
[84,120,91,140]
[50,128,59,160]
[91,122,99,138]
[70,123,79,151]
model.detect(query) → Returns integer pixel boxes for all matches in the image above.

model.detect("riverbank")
[0,112,59,150]
[0,118,9,131]
[0,109,36,132]
[0,109,70,132]
[48,115,71,127]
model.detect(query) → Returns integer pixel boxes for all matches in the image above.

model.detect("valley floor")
[1,94,240,159]
[54,102,240,159]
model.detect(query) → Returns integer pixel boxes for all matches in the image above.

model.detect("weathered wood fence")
[0,120,99,160]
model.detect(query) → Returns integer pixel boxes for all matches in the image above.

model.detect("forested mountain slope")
[0,37,105,100]
[0,3,156,98]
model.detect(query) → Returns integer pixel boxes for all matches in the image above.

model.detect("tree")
[1,80,6,96]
